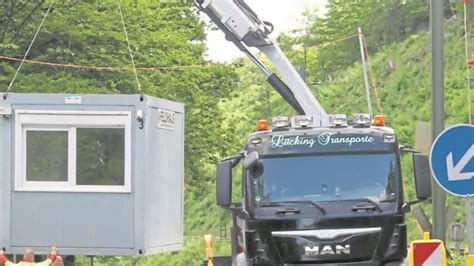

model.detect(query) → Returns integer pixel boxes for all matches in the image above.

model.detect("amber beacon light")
[373,115,385,126]
[257,119,269,131]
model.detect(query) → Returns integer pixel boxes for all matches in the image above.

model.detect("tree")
[0,1,239,263]
[279,0,432,82]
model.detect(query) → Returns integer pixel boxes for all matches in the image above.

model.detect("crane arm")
[196,0,329,126]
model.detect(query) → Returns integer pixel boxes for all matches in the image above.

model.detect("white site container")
[0,93,184,256]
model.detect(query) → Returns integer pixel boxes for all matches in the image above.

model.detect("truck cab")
[216,114,431,265]
[197,2,431,264]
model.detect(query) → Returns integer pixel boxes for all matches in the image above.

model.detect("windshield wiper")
[271,200,327,215]
[349,198,383,213]
[258,203,302,215]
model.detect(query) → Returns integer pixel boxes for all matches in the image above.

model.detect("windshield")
[251,153,398,205]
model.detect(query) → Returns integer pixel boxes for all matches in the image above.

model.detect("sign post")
[430,124,474,263]
[467,198,474,266]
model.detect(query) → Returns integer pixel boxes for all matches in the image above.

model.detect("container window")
[15,111,131,192]
[76,128,125,186]
[26,131,68,182]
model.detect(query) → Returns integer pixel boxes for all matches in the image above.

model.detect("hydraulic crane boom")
[196,0,329,126]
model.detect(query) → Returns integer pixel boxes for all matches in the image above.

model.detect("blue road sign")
[430,124,474,197]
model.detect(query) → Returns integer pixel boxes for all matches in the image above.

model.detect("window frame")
[15,110,132,193]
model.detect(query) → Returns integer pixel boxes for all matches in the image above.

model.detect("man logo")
[305,245,351,256]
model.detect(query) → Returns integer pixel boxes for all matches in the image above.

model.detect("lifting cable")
[464,0,473,124]
[0,55,220,71]
[362,34,384,115]
[308,33,359,50]
[0,30,361,76]
[3,0,55,100]
[0,34,361,71]
[335,94,365,113]
[304,32,384,115]
[117,0,142,96]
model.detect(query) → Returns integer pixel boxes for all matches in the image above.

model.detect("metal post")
[358,27,372,116]
[430,0,447,242]
[466,198,474,255]
[231,211,239,258]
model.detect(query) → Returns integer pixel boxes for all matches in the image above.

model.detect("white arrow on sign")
[446,144,474,181]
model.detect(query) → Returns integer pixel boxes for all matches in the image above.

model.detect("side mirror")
[413,153,432,200]
[399,145,421,155]
[243,151,264,178]
[243,151,259,169]
[216,160,233,207]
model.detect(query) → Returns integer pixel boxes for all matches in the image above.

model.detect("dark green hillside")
[315,21,473,243]
[0,1,473,265]
[0,1,238,265]
[218,14,473,266]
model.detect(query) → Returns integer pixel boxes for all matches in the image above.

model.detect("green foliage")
[2,0,474,264]
[228,2,473,265]
[0,1,238,264]
[448,252,470,266]
[75,239,230,266]
[280,7,472,264]
[280,0,433,83]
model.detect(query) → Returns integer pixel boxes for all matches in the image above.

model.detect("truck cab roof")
[249,125,395,139]
[246,125,398,155]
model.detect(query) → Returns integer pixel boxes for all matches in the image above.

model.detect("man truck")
[196,1,433,264]
[216,115,431,265]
